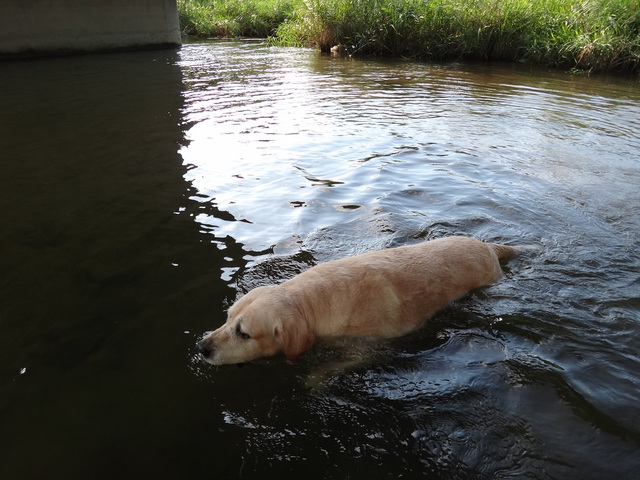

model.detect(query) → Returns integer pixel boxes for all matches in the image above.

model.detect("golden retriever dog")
[197,236,518,366]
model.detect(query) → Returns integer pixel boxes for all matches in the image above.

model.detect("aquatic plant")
[178,0,640,72]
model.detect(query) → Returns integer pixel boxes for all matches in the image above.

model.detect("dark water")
[1,40,639,479]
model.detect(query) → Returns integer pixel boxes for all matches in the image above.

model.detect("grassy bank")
[178,0,299,37]
[178,0,640,72]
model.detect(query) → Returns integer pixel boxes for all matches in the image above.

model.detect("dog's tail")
[490,242,542,261]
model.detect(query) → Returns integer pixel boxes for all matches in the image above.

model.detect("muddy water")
[1,40,639,479]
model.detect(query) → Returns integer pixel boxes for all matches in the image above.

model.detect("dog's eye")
[236,324,251,340]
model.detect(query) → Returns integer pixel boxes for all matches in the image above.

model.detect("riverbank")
[177,0,639,73]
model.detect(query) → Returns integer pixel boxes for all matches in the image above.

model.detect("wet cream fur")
[197,236,515,365]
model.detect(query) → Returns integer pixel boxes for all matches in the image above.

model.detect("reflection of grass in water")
[178,0,640,73]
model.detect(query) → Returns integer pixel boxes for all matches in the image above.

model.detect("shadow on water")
[1,40,640,479]
[0,49,251,478]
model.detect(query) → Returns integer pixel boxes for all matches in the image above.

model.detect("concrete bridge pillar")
[0,0,181,58]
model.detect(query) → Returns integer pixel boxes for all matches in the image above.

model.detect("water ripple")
[178,40,640,478]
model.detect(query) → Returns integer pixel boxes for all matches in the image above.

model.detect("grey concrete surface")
[1,0,180,58]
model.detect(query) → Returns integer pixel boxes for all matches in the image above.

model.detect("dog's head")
[197,285,315,365]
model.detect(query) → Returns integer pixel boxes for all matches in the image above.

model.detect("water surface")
[1,40,639,479]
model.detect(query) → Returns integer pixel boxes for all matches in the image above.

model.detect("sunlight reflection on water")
[179,42,640,259]
[178,40,640,479]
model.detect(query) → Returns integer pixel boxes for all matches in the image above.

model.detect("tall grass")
[178,0,640,72]
[177,0,298,37]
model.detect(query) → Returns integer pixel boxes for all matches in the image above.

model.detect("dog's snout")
[196,339,213,358]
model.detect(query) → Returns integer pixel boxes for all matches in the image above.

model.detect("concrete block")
[0,0,181,57]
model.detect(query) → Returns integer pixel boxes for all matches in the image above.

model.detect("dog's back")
[281,236,512,339]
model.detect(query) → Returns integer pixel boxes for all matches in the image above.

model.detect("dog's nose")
[196,339,212,358]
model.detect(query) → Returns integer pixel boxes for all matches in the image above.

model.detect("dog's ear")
[274,320,315,364]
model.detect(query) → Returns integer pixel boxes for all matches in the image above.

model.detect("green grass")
[178,0,299,37]
[178,0,640,72]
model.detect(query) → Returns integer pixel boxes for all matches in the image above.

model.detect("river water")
[1,40,639,479]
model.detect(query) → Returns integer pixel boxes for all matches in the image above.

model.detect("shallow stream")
[1,40,639,479]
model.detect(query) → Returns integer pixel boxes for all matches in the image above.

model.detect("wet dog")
[197,236,517,365]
